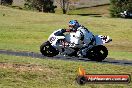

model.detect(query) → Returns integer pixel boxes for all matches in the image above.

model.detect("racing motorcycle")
[40,29,112,62]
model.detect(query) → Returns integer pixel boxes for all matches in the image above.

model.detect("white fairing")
[48,29,65,47]
[48,28,112,48]
[95,35,112,45]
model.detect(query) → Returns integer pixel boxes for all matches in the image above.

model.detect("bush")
[110,0,132,17]
[24,0,57,13]
[1,0,13,5]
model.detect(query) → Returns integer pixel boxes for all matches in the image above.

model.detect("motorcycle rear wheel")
[87,45,108,62]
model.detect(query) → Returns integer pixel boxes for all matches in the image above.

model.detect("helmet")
[69,20,80,31]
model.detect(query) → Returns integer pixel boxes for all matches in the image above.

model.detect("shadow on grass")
[77,13,102,17]
[75,4,110,10]
[68,13,102,17]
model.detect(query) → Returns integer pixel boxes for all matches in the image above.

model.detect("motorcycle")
[120,10,132,18]
[40,29,112,62]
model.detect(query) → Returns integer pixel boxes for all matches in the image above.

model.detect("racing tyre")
[87,45,108,62]
[40,41,59,57]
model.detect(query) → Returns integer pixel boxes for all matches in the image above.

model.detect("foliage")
[0,0,13,5]
[110,0,132,17]
[56,0,79,14]
[56,0,69,14]
[24,0,57,13]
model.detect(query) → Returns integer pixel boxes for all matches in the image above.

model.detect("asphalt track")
[0,49,132,66]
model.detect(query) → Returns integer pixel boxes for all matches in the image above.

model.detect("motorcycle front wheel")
[40,41,59,57]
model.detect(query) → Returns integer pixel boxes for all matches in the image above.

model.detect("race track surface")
[0,49,132,66]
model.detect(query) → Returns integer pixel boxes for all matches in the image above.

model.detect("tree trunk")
[62,0,68,14]
[63,9,66,14]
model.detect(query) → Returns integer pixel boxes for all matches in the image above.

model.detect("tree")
[1,0,13,5]
[110,0,132,17]
[56,0,69,14]
[24,0,57,13]
[56,0,78,14]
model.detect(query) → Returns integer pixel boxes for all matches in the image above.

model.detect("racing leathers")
[73,26,95,57]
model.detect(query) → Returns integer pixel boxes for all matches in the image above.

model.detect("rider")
[68,20,95,57]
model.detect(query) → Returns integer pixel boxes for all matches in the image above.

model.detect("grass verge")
[0,54,132,88]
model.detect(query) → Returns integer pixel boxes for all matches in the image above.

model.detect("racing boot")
[77,50,84,58]
[59,48,67,56]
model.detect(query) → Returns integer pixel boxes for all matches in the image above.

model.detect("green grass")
[108,51,132,61]
[0,5,132,61]
[68,5,110,17]
[0,54,132,88]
